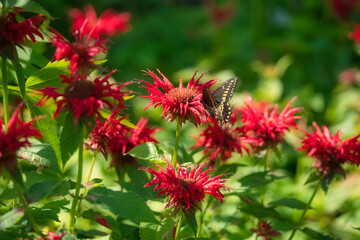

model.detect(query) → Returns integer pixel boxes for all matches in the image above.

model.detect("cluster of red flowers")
[299,122,360,176]
[85,109,159,169]
[0,7,46,59]
[0,104,42,172]
[143,161,229,213]
[191,95,301,164]
[35,5,132,127]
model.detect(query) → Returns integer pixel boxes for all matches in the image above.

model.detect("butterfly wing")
[201,86,217,119]
[201,78,238,125]
[211,77,239,104]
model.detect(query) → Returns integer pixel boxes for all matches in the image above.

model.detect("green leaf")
[82,209,119,231]
[25,179,62,202]
[119,164,158,200]
[304,170,320,185]
[86,186,158,223]
[302,227,335,240]
[7,0,53,18]
[60,113,83,166]
[214,163,245,176]
[17,143,62,175]
[140,218,175,240]
[274,145,282,161]
[128,142,169,164]
[61,233,77,240]
[31,208,60,222]
[25,98,62,170]
[238,171,284,189]
[26,60,69,89]
[268,198,308,209]
[0,208,24,231]
[321,174,334,194]
[184,210,197,236]
[240,202,295,226]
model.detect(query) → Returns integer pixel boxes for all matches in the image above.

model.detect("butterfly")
[201,77,239,125]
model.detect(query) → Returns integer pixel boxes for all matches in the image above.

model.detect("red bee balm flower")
[0,7,46,58]
[0,104,42,171]
[250,220,281,240]
[85,109,159,168]
[50,24,107,78]
[142,69,215,126]
[192,109,258,163]
[349,25,360,45]
[239,97,301,149]
[143,161,229,213]
[299,122,360,176]
[37,71,128,122]
[69,4,130,38]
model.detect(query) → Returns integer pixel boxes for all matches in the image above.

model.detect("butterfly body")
[201,77,239,125]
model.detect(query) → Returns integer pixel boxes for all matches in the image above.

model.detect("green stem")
[76,151,97,214]
[171,119,181,167]
[174,215,183,240]
[68,127,84,233]
[288,179,321,240]
[1,57,9,128]
[260,147,271,204]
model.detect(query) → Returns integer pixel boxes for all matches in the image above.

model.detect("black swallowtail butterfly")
[201,77,239,125]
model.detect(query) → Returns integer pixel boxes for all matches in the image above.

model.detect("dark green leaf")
[25,179,61,202]
[119,164,158,200]
[321,174,333,194]
[0,208,24,231]
[302,227,335,240]
[184,210,197,236]
[304,170,320,185]
[238,171,283,189]
[214,163,245,176]
[7,0,53,18]
[128,142,169,164]
[274,145,282,161]
[32,208,60,222]
[86,186,158,223]
[60,113,83,166]
[268,198,308,209]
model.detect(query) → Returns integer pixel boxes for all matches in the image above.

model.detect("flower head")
[37,71,128,122]
[349,25,360,45]
[69,4,130,38]
[0,104,42,172]
[50,24,107,78]
[192,108,258,164]
[250,220,281,240]
[239,96,301,149]
[141,69,215,126]
[85,109,159,169]
[143,161,229,213]
[299,122,360,176]
[0,7,46,59]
